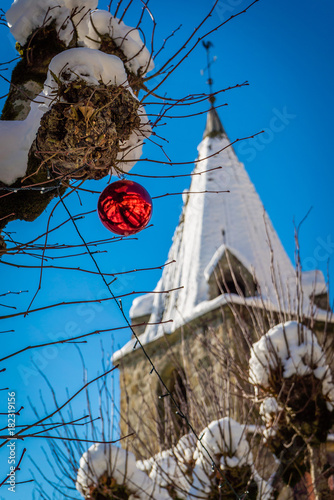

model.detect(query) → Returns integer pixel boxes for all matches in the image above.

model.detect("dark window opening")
[218,277,246,296]
[312,292,330,311]
[157,369,188,448]
[209,250,259,300]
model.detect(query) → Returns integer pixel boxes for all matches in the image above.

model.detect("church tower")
[113,104,329,457]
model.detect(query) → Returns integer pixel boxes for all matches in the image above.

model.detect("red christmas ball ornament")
[97,180,153,236]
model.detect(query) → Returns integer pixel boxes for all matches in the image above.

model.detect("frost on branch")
[249,321,334,486]
[187,418,272,499]
[76,443,171,500]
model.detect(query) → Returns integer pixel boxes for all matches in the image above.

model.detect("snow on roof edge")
[112,294,333,362]
[129,293,154,319]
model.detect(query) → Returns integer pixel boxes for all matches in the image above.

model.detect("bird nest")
[267,370,333,441]
[87,473,130,500]
[208,464,258,500]
[262,371,334,487]
[31,80,141,180]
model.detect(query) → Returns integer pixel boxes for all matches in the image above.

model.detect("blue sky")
[0,0,333,498]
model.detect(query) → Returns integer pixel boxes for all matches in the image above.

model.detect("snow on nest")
[188,418,273,500]
[0,47,151,184]
[43,47,130,92]
[6,0,98,46]
[44,48,151,173]
[6,2,154,76]
[76,443,171,500]
[0,49,127,185]
[249,321,334,411]
[84,10,154,75]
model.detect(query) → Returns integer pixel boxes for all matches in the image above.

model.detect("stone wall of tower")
[120,304,233,457]
[118,305,334,459]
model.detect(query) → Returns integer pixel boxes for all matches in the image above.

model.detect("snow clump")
[6,0,98,46]
[259,397,280,425]
[249,321,334,411]
[137,434,196,499]
[76,443,171,499]
[187,417,272,499]
[6,1,154,76]
[43,47,130,93]
[84,9,154,75]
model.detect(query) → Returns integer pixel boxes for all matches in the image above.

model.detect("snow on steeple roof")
[113,110,328,361]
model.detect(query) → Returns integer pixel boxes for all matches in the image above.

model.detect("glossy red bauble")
[97,180,152,235]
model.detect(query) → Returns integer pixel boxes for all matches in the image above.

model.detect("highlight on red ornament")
[97,180,153,236]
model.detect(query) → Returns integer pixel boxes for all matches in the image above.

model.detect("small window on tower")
[218,275,247,296]
[207,248,258,300]
[157,368,188,449]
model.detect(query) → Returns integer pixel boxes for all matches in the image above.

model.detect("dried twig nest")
[266,370,334,441]
[32,79,142,180]
[87,472,129,500]
[261,372,334,487]
[208,465,258,500]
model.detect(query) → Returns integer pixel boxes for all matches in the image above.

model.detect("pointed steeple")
[203,105,225,139]
[201,41,225,139]
[113,107,314,361]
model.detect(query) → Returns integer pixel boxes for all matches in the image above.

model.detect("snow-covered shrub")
[137,434,196,499]
[76,443,171,500]
[249,321,334,420]
[249,321,334,401]
[187,418,272,500]
[249,321,334,486]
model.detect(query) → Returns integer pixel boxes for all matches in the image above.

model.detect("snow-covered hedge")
[76,421,273,499]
